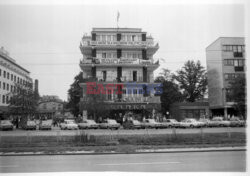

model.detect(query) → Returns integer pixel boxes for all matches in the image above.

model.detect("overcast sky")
[0,1,245,101]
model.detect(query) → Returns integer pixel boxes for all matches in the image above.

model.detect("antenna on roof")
[117,11,120,29]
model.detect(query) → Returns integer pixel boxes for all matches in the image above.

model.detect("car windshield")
[147,119,156,123]
[133,120,140,124]
[86,120,96,124]
[108,120,117,124]
[1,120,11,125]
[169,119,178,123]
[27,121,35,125]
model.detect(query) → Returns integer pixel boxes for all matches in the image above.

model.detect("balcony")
[233,52,243,57]
[80,57,159,66]
[80,38,157,47]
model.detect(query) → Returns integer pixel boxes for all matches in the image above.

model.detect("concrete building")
[79,28,161,122]
[206,37,246,118]
[0,47,33,117]
[37,95,64,119]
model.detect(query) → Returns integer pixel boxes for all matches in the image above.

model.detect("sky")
[0,0,245,101]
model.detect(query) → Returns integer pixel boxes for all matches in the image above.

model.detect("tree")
[155,69,184,115]
[228,76,246,119]
[173,60,207,102]
[67,72,84,116]
[8,83,38,115]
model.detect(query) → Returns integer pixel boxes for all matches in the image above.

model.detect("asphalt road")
[0,127,246,137]
[0,151,245,172]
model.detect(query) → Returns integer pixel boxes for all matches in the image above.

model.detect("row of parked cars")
[0,117,246,131]
[0,120,52,131]
[58,117,246,130]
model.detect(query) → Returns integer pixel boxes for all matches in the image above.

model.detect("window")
[3,82,5,90]
[133,89,137,95]
[14,76,16,82]
[101,35,106,41]
[96,35,100,41]
[107,90,112,100]
[107,35,111,41]
[224,59,234,66]
[6,96,9,103]
[2,95,5,103]
[122,89,126,95]
[7,84,9,91]
[7,72,9,79]
[3,71,6,78]
[133,53,137,58]
[11,85,13,92]
[139,89,143,95]
[11,74,13,81]
[102,53,106,58]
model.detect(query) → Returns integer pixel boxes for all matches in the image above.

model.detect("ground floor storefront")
[80,102,161,123]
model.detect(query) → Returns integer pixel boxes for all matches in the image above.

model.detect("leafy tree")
[228,76,246,119]
[155,69,184,115]
[67,72,84,116]
[173,60,207,102]
[8,83,38,115]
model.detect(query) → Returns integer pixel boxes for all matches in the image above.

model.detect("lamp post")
[222,88,227,119]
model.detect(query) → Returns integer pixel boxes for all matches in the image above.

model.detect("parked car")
[78,119,99,129]
[141,119,162,129]
[198,118,210,127]
[39,120,52,130]
[99,119,120,130]
[179,118,204,128]
[229,118,245,127]
[23,120,36,130]
[123,119,142,129]
[161,119,180,128]
[208,117,230,127]
[60,120,78,130]
[0,120,14,131]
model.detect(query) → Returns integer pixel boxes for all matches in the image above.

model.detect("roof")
[92,28,145,33]
[0,52,30,74]
[206,37,245,50]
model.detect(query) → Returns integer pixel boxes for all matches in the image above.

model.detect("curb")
[0,147,246,156]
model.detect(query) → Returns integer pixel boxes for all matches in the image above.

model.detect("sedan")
[161,119,180,128]
[39,120,52,130]
[78,119,99,129]
[179,118,204,128]
[123,119,142,129]
[229,118,245,127]
[0,120,14,131]
[24,120,37,130]
[99,119,120,130]
[141,119,162,129]
[60,120,78,130]
[208,117,230,127]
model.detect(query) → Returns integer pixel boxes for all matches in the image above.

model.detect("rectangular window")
[101,35,106,41]
[234,60,238,66]
[102,53,106,58]
[7,84,9,91]
[238,60,243,66]
[11,74,13,81]
[11,85,13,92]
[14,76,16,82]
[7,72,9,79]
[96,35,100,41]
[3,82,5,90]
[2,95,5,103]
[107,35,111,41]
[3,71,6,78]
[108,90,112,100]
[107,53,111,58]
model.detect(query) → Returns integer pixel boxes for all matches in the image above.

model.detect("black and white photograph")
[0,0,248,174]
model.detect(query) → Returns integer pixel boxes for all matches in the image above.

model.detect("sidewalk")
[0,146,246,156]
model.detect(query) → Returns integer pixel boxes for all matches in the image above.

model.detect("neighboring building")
[170,101,210,121]
[37,95,64,119]
[79,28,161,122]
[206,37,246,118]
[0,47,33,117]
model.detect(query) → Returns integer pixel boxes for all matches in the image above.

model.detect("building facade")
[79,28,161,122]
[37,95,64,119]
[206,37,246,118]
[0,47,33,117]
[170,101,209,121]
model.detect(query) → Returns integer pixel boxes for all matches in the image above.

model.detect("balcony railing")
[80,57,159,66]
[233,52,243,57]
[81,39,156,47]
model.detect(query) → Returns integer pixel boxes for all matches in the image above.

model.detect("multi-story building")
[37,95,64,119]
[79,28,161,121]
[206,37,246,118]
[0,47,33,117]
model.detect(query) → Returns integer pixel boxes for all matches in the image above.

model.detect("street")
[0,151,245,172]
